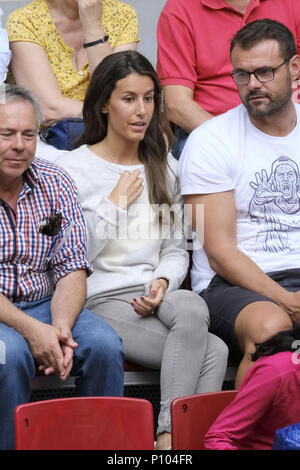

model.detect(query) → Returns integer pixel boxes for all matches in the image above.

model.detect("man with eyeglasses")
[0,85,124,450]
[157,0,300,160]
[179,19,300,388]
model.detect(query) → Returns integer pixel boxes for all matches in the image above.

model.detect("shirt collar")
[23,161,41,190]
[200,0,264,10]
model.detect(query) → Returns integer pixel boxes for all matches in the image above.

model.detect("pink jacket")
[204,351,300,450]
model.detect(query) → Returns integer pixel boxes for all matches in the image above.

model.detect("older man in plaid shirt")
[0,84,124,450]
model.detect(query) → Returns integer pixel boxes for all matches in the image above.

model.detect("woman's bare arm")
[10,41,83,125]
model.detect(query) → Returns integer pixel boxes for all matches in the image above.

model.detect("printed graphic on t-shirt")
[248,156,300,253]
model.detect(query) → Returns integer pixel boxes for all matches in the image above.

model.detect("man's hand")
[131,279,168,317]
[27,322,78,380]
[282,290,300,324]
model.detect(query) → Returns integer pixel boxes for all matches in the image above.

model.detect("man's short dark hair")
[230,19,297,61]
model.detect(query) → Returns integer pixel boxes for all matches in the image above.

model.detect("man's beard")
[243,87,292,118]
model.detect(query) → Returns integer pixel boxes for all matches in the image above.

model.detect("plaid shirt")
[0,158,92,302]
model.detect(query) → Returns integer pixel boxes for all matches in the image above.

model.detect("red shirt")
[157,0,300,116]
[204,351,300,450]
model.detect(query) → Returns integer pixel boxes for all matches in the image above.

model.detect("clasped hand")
[28,322,78,380]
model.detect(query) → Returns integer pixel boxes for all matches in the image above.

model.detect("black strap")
[83,35,109,48]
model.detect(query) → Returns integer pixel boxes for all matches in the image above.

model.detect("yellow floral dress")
[6,0,140,101]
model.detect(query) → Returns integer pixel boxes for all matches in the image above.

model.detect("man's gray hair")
[0,83,43,130]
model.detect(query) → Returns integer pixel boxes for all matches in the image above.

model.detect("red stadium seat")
[171,390,238,450]
[15,396,154,450]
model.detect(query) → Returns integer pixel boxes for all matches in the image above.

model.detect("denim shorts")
[171,126,189,160]
[200,268,300,363]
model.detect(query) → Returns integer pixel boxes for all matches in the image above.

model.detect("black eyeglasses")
[39,213,62,237]
[231,58,290,86]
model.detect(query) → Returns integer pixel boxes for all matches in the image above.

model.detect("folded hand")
[131,278,168,318]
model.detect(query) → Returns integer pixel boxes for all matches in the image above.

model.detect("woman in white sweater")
[55,51,228,450]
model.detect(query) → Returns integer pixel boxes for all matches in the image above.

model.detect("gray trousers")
[86,286,228,435]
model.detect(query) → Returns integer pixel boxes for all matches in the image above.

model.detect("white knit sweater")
[55,145,189,299]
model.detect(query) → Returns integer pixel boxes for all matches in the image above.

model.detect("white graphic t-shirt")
[179,103,300,293]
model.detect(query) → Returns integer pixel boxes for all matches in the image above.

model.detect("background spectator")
[204,326,300,450]
[6,0,139,125]
[157,0,300,159]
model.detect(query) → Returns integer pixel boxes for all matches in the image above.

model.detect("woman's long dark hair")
[251,325,300,361]
[77,50,176,209]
